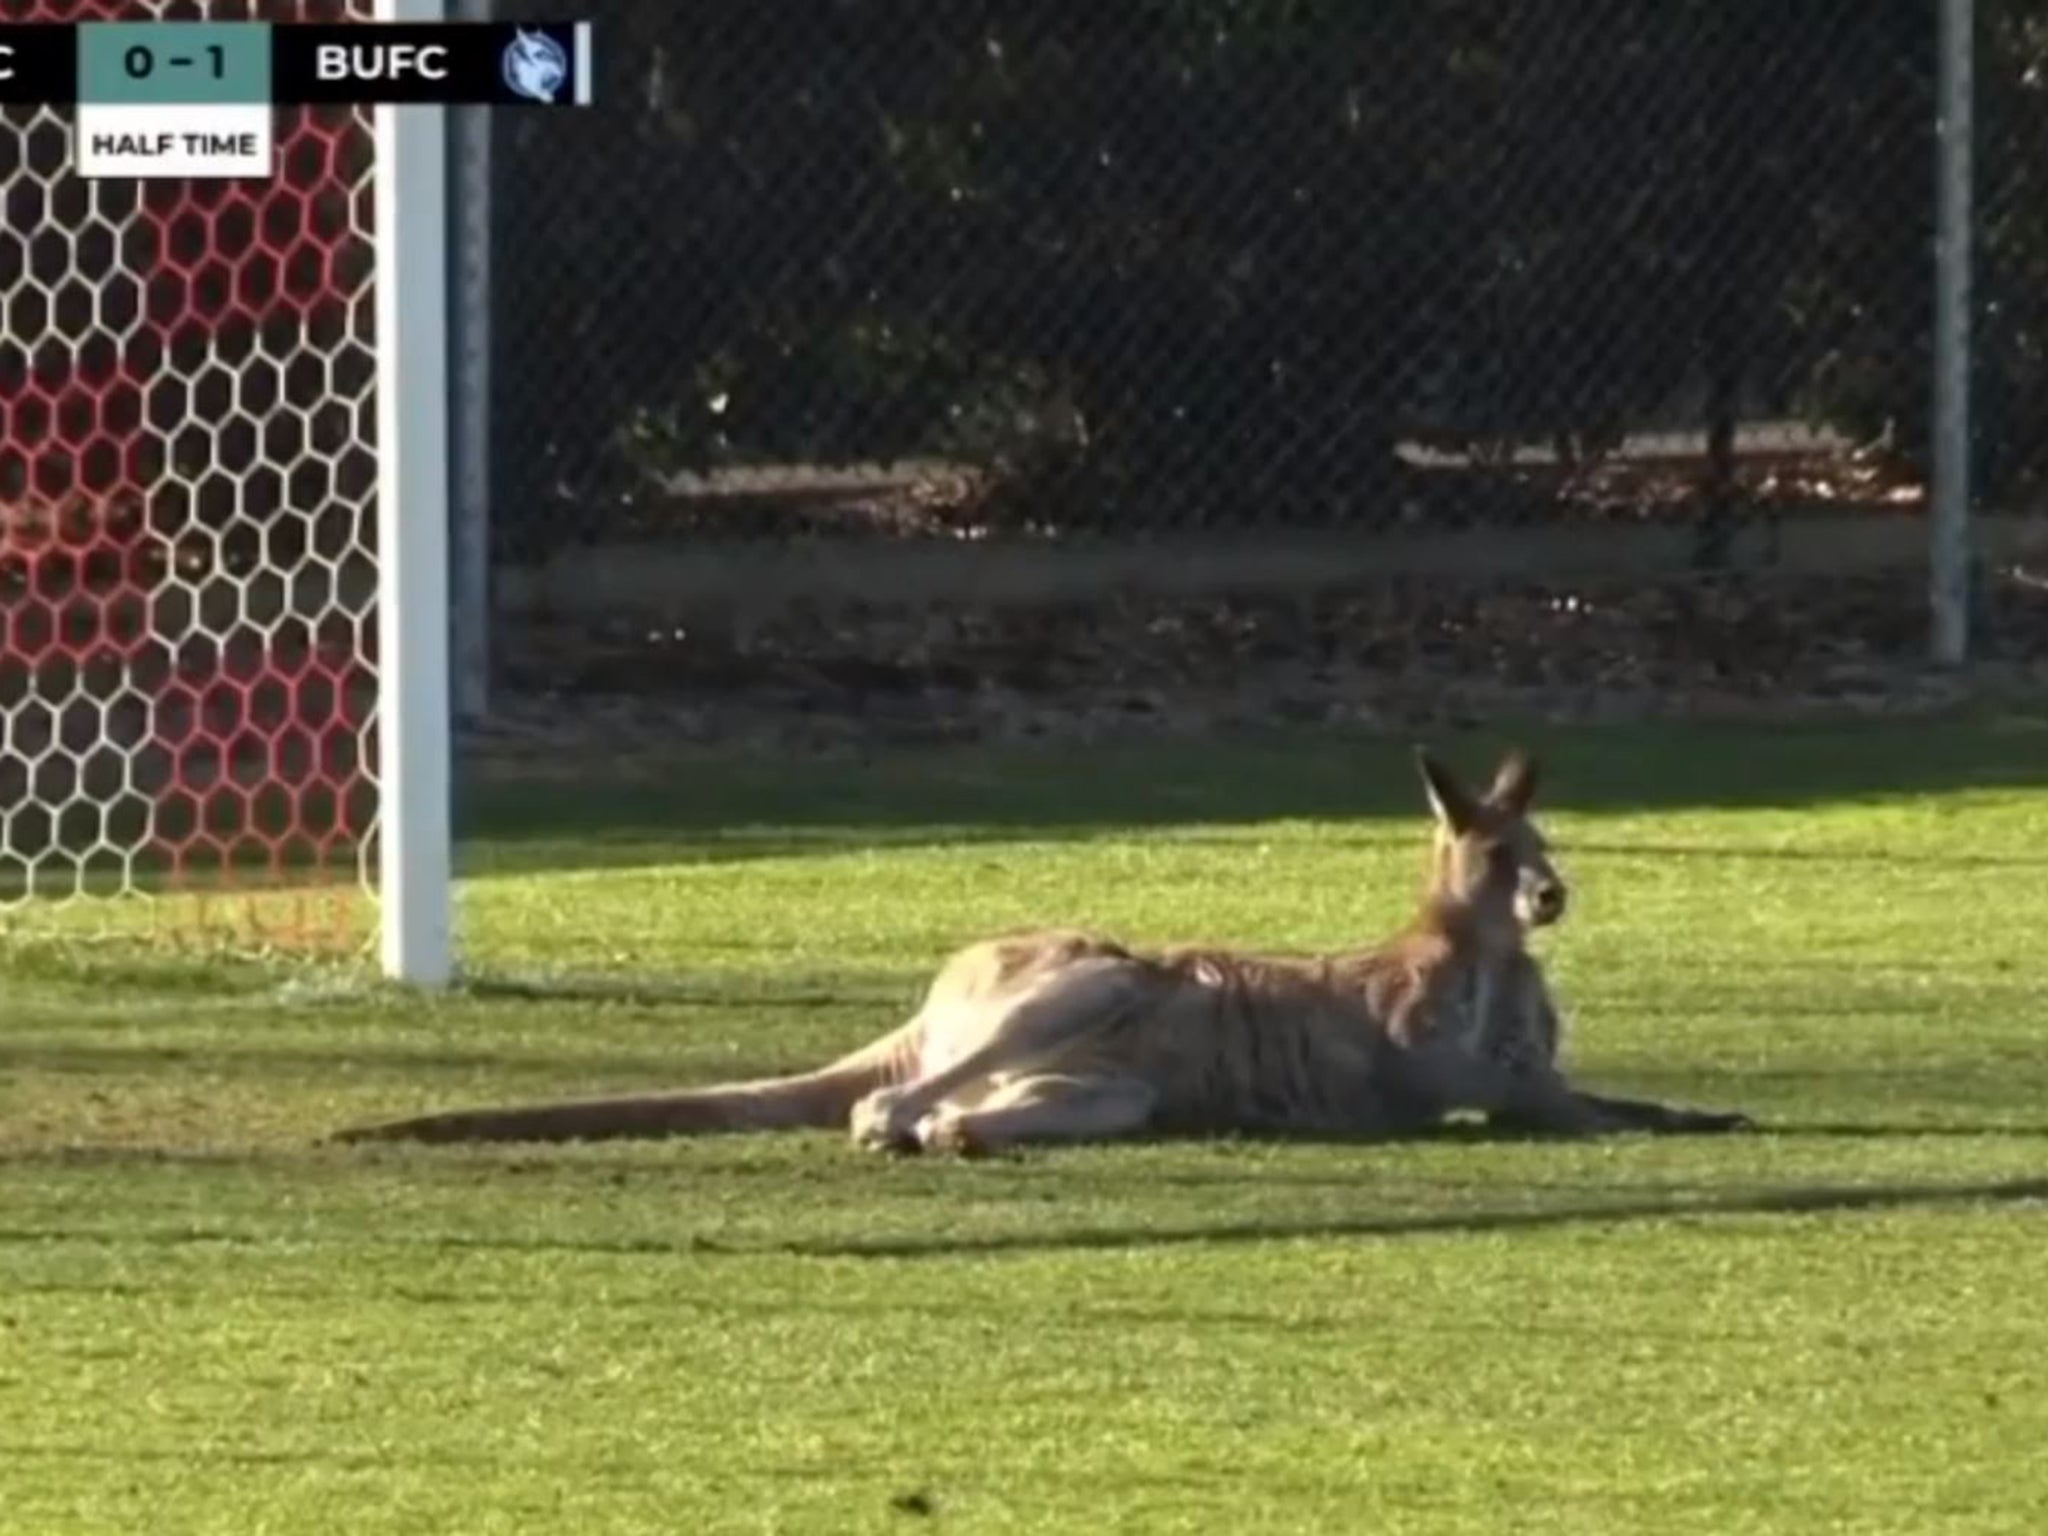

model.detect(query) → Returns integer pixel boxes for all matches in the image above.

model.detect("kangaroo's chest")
[1456,966,1495,1052]
[1431,963,1503,1056]
[1426,959,1543,1070]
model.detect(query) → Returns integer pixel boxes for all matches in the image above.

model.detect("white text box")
[76,104,274,180]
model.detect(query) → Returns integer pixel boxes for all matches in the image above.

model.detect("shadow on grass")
[0,1041,819,1083]
[457,975,902,1008]
[3,1170,2044,1262]
[786,1172,2048,1260]
[0,1441,499,1472]
[1562,840,2048,869]
[6,1104,2045,1175]
[459,714,2048,879]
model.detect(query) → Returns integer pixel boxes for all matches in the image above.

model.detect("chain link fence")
[0,1,2038,1069]
[465,0,2045,755]
[0,1,2038,956]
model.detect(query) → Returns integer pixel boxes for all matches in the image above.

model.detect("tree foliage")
[488,0,2043,552]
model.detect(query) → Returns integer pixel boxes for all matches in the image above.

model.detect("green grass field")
[4,717,2048,1535]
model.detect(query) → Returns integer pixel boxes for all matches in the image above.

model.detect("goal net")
[0,0,440,966]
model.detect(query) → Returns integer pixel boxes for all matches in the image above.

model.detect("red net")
[1,1,377,950]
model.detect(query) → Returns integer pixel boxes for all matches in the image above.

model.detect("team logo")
[502,27,568,104]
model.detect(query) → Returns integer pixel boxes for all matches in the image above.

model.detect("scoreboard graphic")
[0,19,592,177]
[0,17,592,933]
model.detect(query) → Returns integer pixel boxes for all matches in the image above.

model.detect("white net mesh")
[0,0,378,953]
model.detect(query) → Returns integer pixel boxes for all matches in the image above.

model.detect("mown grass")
[3,717,2048,1534]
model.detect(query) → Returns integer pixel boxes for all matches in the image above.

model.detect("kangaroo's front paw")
[850,1088,922,1154]
[915,1107,988,1158]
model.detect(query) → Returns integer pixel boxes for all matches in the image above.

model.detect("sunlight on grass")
[2,716,2046,1534]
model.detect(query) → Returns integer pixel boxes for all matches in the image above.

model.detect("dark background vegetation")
[485,0,2048,565]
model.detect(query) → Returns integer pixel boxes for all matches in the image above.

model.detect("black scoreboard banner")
[0,22,594,107]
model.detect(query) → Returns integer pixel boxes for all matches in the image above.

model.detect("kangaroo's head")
[1414,746,1566,936]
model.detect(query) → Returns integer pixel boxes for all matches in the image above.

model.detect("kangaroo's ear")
[1415,747,1479,834]
[1486,749,1539,816]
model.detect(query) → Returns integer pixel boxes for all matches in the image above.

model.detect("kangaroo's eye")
[1487,843,1518,877]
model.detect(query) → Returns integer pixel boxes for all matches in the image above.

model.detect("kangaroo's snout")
[1522,877,1567,927]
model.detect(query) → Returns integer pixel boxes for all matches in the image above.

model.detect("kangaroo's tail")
[327,1022,923,1145]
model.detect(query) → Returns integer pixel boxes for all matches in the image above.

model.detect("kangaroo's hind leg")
[916,1073,1159,1156]
[850,957,1142,1153]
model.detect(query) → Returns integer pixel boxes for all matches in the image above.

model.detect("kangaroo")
[332,747,1753,1153]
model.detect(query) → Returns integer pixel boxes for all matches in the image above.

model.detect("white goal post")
[372,0,454,985]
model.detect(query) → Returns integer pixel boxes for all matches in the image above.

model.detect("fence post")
[450,0,494,723]
[374,0,455,984]
[1931,0,1975,666]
